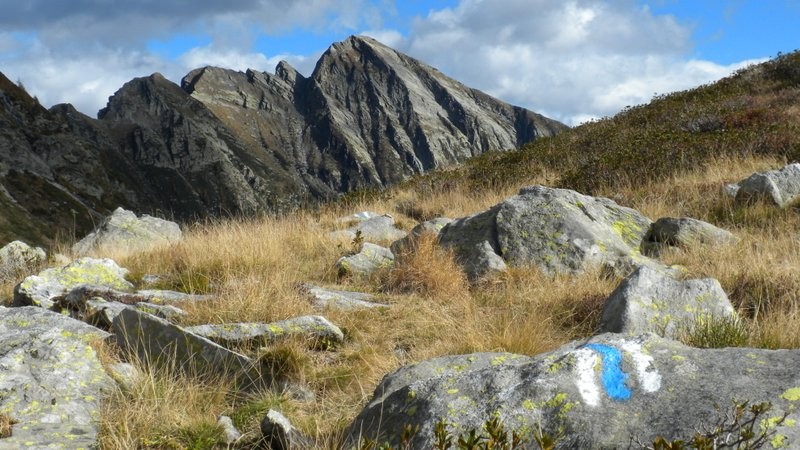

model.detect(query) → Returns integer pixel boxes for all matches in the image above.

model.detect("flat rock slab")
[346,333,800,449]
[439,185,663,280]
[73,207,182,256]
[112,308,261,388]
[599,266,736,339]
[12,257,133,309]
[731,163,800,207]
[185,315,344,347]
[300,284,390,310]
[0,240,46,283]
[83,299,187,328]
[337,243,395,277]
[0,306,113,448]
[331,215,407,243]
[135,289,213,304]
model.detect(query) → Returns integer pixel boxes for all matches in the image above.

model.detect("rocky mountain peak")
[275,61,301,84]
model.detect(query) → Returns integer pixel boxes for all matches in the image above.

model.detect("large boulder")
[0,240,46,282]
[439,186,658,280]
[112,308,260,388]
[599,266,736,339]
[0,306,113,448]
[73,207,182,256]
[12,257,133,309]
[337,243,395,277]
[345,333,800,449]
[184,316,344,348]
[641,217,735,256]
[731,163,800,207]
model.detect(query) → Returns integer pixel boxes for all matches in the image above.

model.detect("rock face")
[337,243,395,276]
[73,207,182,256]
[0,240,46,281]
[439,185,658,280]
[599,266,736,338]
[0,306,113,448]
[641,217,735,256]
[0,37,565,246]
[345,333,800,449]
[12,257,133,309]
[732,163,800,207]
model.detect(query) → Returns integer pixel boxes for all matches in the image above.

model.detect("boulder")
[185,315,344,348]
[73,207,182,256]
[345,333,800,449]
[112,308,261,388]
[732,163,800,207]
[0,240,46,282]
[439,186,660,280]
[260,409,312,450]
[641,217,735,256]
[337,243,395,276]
[599,266,736,339]
[12,257,133,309]
[332,215,407,243]
[0,306,113,448]
[300,283,390,310]
[390,217,453,255]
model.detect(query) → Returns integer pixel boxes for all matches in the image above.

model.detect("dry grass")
[0,413,15,438]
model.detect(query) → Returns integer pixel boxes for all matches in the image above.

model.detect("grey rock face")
[185,315,344,347]
[346,333,800,449]
[599,266,736,339]
[12,257,133,309]
[733,163,800,207]
[440,186,660,280]
[641,217,735,256]
[260,409,312,450]
[112,308,261,388]
[72,207,182,256]
[0,307,113,448]
[337,242,395,276]
[300,283,390,310]
[0,240,46,281]
[390,217,453,255]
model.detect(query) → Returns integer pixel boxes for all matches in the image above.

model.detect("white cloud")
[177,45,319,78]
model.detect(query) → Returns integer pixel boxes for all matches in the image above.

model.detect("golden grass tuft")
[386,232,469,299]
[0,413,15,439]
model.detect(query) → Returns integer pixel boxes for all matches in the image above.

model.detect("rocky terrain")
[0,35,565,246]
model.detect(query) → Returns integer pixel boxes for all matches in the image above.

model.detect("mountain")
[0,36,565,246]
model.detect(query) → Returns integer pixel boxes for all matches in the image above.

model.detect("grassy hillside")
[3,51,800,448]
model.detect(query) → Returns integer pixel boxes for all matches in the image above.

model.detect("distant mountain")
[0,35,566,246]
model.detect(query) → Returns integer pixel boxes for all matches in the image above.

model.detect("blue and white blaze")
[573,340,661,407]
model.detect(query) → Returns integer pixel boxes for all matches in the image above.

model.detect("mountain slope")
[0,36,565,246]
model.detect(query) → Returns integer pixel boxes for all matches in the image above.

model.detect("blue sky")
[1,0,797,125]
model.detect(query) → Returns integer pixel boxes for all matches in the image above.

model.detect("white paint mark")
[573,348,600,406]
[618,340,661,393]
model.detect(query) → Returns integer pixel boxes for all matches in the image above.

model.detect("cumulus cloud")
[383,0,763,125]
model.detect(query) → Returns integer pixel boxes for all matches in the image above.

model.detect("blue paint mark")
[585,344,631,401]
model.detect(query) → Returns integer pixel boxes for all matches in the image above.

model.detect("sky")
[0,0,798,126]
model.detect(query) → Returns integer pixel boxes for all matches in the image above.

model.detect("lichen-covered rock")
[733,163,800,207]
[437,207,507,280]
[337,243,395,276]
[112,308,260,387]
[134,289,213,304]
[0,240,46,282]
[332,214,407,243]
[12,257,133,309]
[185,315,344,348]
[440,186,661,280]
[390,217,453,255]
[73,207,182,256]
[345,333,800,449]
[641,217,735,256]
[300,283,390,310]
[0,306,113,448]
[599,266,736,339]
[78,298,187,328]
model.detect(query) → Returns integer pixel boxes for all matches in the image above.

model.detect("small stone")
[337,243,395,277]
[260,410,312,450]
[217,415,241,445]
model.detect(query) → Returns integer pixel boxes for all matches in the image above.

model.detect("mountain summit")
[0,35,566,244]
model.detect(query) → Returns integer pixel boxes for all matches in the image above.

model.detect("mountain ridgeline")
[0,36,566,245]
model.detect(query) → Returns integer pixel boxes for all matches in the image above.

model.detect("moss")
[781,388,800,402]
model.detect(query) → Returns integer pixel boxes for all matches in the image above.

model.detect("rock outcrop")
[346,333,800,448]
[72,207,182,256]
[439,185,663,280]
[0,36,565,246]
[599,266,736,338]
[0,306,113,448]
